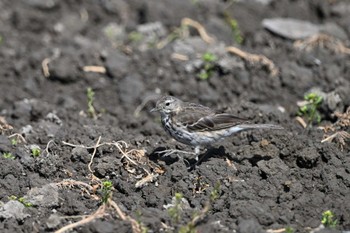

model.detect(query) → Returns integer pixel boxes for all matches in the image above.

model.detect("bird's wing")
[187,113,249,132]
[173,103,214,126]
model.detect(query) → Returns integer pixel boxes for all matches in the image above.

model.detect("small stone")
[24,183,59,208]
[262,18,320,40]
[46,214,62,229]
[0,200,30,221]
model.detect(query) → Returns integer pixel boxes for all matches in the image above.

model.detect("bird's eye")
[165,102,170,106]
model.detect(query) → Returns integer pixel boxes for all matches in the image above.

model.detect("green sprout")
[128,31,143,43]
[321,210,338,228]
[87,87,97,119]
[31,147,41,157]
[168,192,184,224]
[298,93,323,126]
[11,138,17,146]
[228,18,243,44]
[135,210,149,233]
[2,152,15,159]
[101,180,113,203]
[285,226,295,233]
[9,195,33,207]
[210,182,221,202]
[198,52,217,80]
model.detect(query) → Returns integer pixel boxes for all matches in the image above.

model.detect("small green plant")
[101,180,113,203]
[298,93,323,125]
[168,192,183,224]
[135,210,149,233]
[210,182,221,202]
[285,226,295,233]
[31,147,41,157]
[198,52,217,80]
[9,195,33,207]
[87,87,97,118]
[2,152,15,159]
[321,210,338,228]
[228,18,243,44]
[11,138,17,146]
[128,31,143,43]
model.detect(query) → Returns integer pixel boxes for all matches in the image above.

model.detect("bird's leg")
[155,149,196,158]
[194,146,201,161]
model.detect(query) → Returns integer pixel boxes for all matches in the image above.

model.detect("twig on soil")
[171,53,189,61]
[109,199,143,233]
[42,58,51,78]
[88,136,102,174]
[83,66,106,73]
[45,140,55,155]
[8,133,26,143]
[54,204,107,233]
[295,116,307,128]
[266,228,287,233]
[226,46,279,76]
[181,18,215,44]
[135,172,159,188]
[294,33,350,54]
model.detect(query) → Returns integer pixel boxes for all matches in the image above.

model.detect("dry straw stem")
[8,133,26,143]
[181,18,215,44]
[83,66,106,73]
[226,46,279,76]
[54,204,107,233]
[294,33,350,54]
[42,58,51,78]
[266,228,288,233]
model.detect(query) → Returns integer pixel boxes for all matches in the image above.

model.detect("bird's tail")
[237,124,284,131]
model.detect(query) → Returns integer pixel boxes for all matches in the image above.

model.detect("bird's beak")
[150,107,158,113]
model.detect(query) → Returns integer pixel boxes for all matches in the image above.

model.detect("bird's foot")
[154,149,196,158]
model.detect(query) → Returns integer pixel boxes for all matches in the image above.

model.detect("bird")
[150,96,283,160]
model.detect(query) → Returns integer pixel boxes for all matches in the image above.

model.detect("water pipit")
[151,96,283,160]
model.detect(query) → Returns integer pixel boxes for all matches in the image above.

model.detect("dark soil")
[0,0,349,233]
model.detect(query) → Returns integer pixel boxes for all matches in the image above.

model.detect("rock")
[39,112,63,137]
[296,147,320,168]
[24,183,59,207]
[45,112,63,126]
[49,57,81,83]
[262,18,320,40]
[263,18,348,40]
[257,157,289,177]
[46,214,62,229]
[105,52,131,79]
[0,201,30,221]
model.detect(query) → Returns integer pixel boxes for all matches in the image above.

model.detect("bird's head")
[150,96,182,115]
